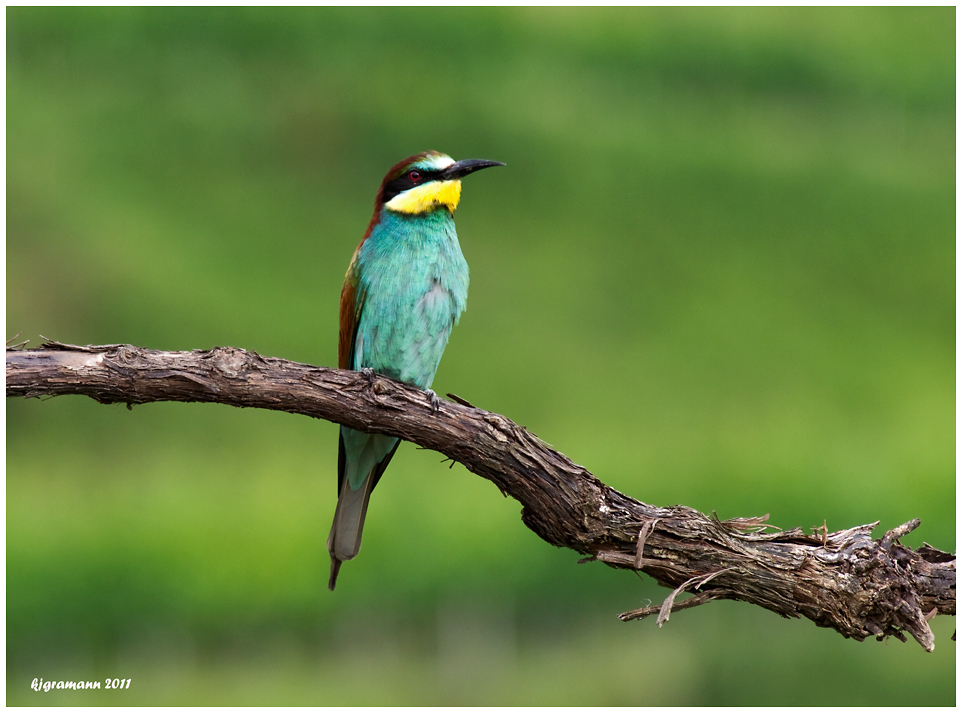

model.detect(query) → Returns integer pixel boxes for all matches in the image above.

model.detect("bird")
[327,151,504,590]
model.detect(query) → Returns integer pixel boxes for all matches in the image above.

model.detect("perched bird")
[327,151,504,590]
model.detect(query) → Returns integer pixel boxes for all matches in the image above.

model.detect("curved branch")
[6,340,955,651]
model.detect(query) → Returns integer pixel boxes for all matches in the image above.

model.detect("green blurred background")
[6,7,955,706]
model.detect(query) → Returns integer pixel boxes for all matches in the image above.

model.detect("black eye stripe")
[383,168,444,203]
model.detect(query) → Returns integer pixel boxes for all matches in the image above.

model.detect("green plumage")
[350,208,469,392]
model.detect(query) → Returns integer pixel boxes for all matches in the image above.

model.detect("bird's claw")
[426,388,442,412]
[360,367,376,387]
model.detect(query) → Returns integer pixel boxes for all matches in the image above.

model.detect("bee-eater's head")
[377,151,504,215]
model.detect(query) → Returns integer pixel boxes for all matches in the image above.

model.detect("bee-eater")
[327,151,504,590]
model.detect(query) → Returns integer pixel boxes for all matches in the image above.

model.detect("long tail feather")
[327,428,400,590]
[326,470,376,588]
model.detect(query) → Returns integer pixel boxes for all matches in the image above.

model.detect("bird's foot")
[360,367,376,387]
[425,388,442,412]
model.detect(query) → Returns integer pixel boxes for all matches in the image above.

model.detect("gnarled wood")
[6,340,955,651]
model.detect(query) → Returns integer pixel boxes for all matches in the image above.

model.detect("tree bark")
[6,340,955,651]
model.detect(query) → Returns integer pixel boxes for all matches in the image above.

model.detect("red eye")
[409,170,421,182]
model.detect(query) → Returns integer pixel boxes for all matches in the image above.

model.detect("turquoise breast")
[352,207,469,389]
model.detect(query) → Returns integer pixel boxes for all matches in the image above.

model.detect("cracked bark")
[6,340,955,651]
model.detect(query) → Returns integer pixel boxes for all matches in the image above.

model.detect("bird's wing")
[338,253,365,371]
[337,252,367,498]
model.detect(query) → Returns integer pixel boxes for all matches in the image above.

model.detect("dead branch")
[6,340,955,651]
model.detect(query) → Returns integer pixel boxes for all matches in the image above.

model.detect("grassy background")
[6,7,955,705]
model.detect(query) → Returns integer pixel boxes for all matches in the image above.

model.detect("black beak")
[441,159,506,180]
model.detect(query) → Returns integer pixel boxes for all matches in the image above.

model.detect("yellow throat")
[384,179,462,214]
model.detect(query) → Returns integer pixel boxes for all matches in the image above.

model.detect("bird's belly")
[356,280,458,389]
